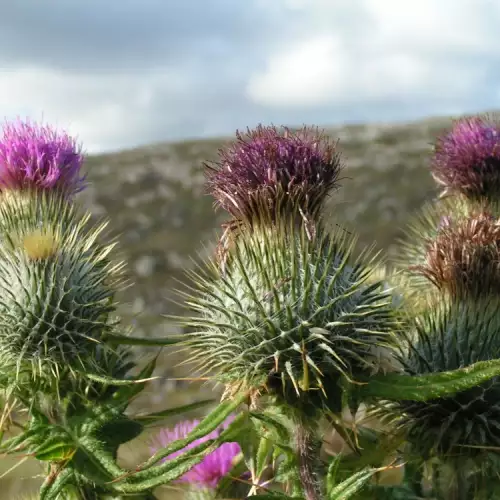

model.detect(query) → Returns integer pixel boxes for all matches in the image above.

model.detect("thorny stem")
[294,414,324,500]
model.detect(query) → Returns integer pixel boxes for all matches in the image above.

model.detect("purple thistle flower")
[431,115,500,199]
[149,416,241,489]
[205,125,343,221]
[0,119,86,195]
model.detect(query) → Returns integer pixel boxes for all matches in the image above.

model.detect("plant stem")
[294,414,324,500]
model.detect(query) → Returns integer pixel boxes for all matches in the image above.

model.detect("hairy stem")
[294,414,324,500]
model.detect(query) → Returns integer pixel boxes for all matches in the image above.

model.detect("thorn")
[273,352,280,373]
[299,340,309,392]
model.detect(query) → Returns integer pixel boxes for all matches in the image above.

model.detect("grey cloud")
[0,0,279,72]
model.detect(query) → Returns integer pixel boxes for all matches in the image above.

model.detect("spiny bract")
[0,189,83,242]
[180,219,400,413]
[394,298,500,461]
[0,196,125,386]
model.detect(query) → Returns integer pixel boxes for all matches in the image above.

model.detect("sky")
[1,0,500,153]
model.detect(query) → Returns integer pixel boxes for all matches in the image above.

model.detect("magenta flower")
[431,115,500,199]
[149,416,241,489]
[205,125,343,221]
[0,119,86,195]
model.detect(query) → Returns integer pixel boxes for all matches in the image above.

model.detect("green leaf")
[104,332,184,346]
[35,440,75,461]
[84,371,158,386]
[255,433,274,478]
[97,417,144,452]
[112,355,159,404]
[328,467,377,499]
[355,359,500,402]
[246,494,303,499]
[39,467,75,500]
[135,399,215,424]
[249,411,294,453]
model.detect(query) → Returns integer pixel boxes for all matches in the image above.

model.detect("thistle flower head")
[410,211,500,299]
[431,115,500,200]
[0,119,86,196]
[394,299,500,461]
[149,416,241,488]
[205,125,343,222]
[180,219,400,414]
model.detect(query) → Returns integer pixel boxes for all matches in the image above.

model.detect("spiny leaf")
[112,354,158,404]
[134,399,215,424]
[133,391,248,471]
[328,467,378,499]
[111,412,250,493]
[356,359,500,401]
[104,332,183,346]
[39,466,74,500]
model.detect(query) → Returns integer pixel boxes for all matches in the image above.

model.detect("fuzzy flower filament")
[205,125,343,223]
[431,115,500,200]
[0,119,86,196]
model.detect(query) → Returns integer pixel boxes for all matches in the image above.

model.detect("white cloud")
[246,0,497,109]
[246,35,346,107]
[0,67,191,153]
[364,0,496,55]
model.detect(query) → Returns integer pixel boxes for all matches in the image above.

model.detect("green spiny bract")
[0,189,79,237]
[179,217,400,414]
[393,298,500,463]
[0,195,125,390]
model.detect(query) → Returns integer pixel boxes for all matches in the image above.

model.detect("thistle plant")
[5,113,500,500]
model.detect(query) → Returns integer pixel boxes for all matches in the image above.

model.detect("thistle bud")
[0,119,86,196]
[180,218,399,414]
[431,115,500,200]
[0,203,125,386]
[394,299,500,463]
[205,125,343,224]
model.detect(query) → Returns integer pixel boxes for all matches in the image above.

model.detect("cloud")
[1,0,500,152]
[246,0,498,109]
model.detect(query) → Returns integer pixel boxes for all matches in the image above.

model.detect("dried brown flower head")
[411,211,500,299]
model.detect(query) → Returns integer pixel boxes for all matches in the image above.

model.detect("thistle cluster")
[5,113,500,500]
[387,113,500,497]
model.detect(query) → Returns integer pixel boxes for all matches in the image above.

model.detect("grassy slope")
[1,112,464,497]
